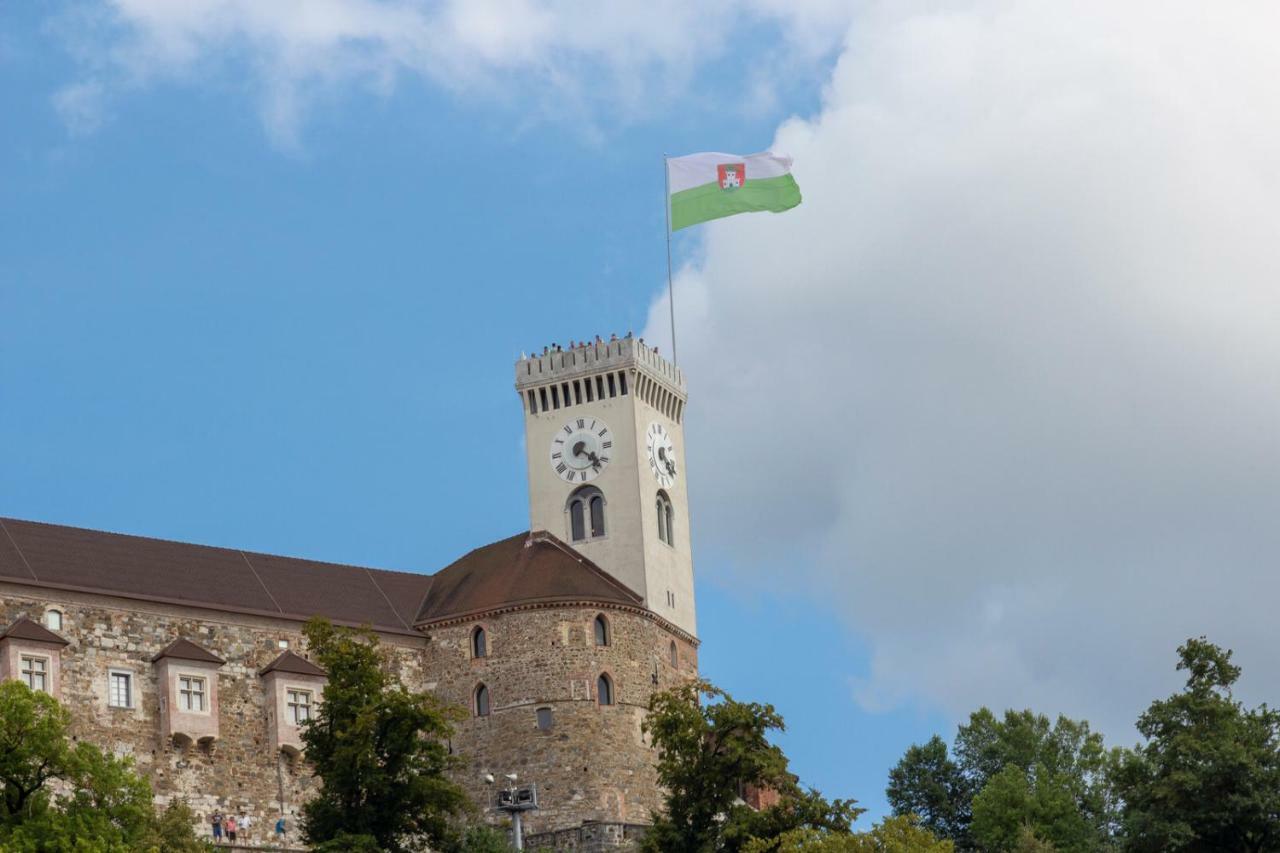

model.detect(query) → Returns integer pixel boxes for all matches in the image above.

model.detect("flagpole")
[664,154,677,365]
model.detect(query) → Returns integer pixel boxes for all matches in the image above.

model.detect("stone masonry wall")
[0,582,425,846]
[424,604,698,838]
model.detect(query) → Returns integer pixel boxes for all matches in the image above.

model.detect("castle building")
[0,337,697,847]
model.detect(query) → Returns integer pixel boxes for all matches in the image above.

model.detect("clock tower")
[515,337,696,636]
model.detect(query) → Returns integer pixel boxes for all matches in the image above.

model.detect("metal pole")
[512,810,524,851]
[664,154,677,365]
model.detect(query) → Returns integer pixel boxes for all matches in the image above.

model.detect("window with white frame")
[108,671,133,708]
[20,656,48,693]
[178,675,206,712]
[287,689,312,725]
[45,610,63,631]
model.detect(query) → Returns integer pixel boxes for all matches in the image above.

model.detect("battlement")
[515,338,685,393]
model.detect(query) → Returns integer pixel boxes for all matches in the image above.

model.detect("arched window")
[670,641,678,668]
[566,486,606,543]
[44,610,63,632]
[656,491,674,546]
[474,684,490,717]
[597,674,614,706]
[471,626,487,659]
[594,614,610,647]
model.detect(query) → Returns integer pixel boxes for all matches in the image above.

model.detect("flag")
[667,151,801,231]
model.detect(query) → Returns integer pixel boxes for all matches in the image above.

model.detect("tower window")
[567,487,605,543]
[540,387,549,412]
[573,380,582,404]
[536,707,554,731]
[619,372,628,395]
[550,385,560,409]
[585,378,594,402]
[656,491,674,546]
[527,390,538,414]
[607,374,617,397]
[594,614,610,647]
[670,641,678,668]
[596,376,605,399]
[562,383,571,408]
[475,684,490,717]
[597,673,614,706]
[471,626,487,659]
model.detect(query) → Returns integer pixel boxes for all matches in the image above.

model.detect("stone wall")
[0,582,425,845]
[424,604,698,838]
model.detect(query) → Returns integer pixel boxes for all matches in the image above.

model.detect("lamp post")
[484,771,538,851]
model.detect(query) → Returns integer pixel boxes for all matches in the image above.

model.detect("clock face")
[646,422,678,488]
[549,416,613,484]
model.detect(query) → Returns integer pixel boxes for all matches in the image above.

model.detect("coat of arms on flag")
[717,163,745,190]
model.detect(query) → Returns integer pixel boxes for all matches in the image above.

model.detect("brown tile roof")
[414,531,642,625]
[0,616,69,646]
[152,638,226,665]
[259,650,326,678]
[0,517,434,635]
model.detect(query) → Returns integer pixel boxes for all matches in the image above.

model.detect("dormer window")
[287,689,312,724]
[178,676,206,712]
[1,617,69,699]
[20,655,48,693]
[259,650,326,756]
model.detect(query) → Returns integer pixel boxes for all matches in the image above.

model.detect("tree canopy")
[299,618,472,852]
[0,679,206,852]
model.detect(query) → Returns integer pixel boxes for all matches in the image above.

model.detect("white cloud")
[53,79,108,135]
[647,0,1280,735]
[51,0,850,146]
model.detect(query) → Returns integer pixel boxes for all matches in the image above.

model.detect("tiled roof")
[0,517,434,634]
[0,517,643,634]
[259,650,326,678]
[152,638,225,664]
[414,531,642,625]
[0,616,69,646]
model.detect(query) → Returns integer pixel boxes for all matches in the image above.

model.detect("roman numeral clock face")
[646,422,678,488]
[549,417,612,483]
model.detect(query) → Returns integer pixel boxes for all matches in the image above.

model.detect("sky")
[4,0,1280,824]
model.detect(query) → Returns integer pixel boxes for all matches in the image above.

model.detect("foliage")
[746,815,954,852]
[1012,824,1058,853]
[0,680,206,852]
[641,679,862,853]
[886,736,971,845]
[299,618,471,853]
[141,800,214,852]
[888,708,1115,851]
[1110,637,1280,853]
[456,822,515,851]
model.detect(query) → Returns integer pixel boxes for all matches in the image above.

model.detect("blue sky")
[7,0,1280,826]
[0,1,946,820]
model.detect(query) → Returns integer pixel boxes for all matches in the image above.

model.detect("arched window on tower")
[594,614,610,647]
[670,640,678,668]
[474,684,490,717]
[471,626,487,659]
[656,491,674,546]
[566,486,606,543]
[597,673,614,706]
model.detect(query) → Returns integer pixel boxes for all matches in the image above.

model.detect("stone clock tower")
[515,337,696,636]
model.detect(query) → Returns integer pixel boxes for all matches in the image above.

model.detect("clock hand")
[572,441,588,459]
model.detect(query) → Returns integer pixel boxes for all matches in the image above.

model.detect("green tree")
[1111,637,1280,853]
[745,815,953,852]
[888,709,1114,851]
[299,618,471,853]
[641,679,862,853]
[886,736,971,845]
[0,680,207,852]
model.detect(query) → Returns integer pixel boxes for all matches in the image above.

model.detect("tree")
[0,680,207,852]
[300,618,472,852]
[641,679,862,853]
[887,709,1115,851]
[745,816,953,852]
[1111,637,1280,853]
[886,736,971,844]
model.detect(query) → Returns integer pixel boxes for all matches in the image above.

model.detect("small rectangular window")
[287,689,312,725]
[619,372,628,395]
[551,386,560,409]
[607,374,617,397]
[109,671,133,708]
[539,387,549,412]
[584,378,594,402]
[562,383,571,407]
[596,376,605,400]
[20,656,47,693]
[178,676,206,712]
[527,390,538,414]
[536,707,553,731]
[573,380,582,405]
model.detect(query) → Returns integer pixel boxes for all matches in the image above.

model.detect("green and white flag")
[667,150,801,231]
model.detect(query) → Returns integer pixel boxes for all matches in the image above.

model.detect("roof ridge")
[527,532,644,603]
